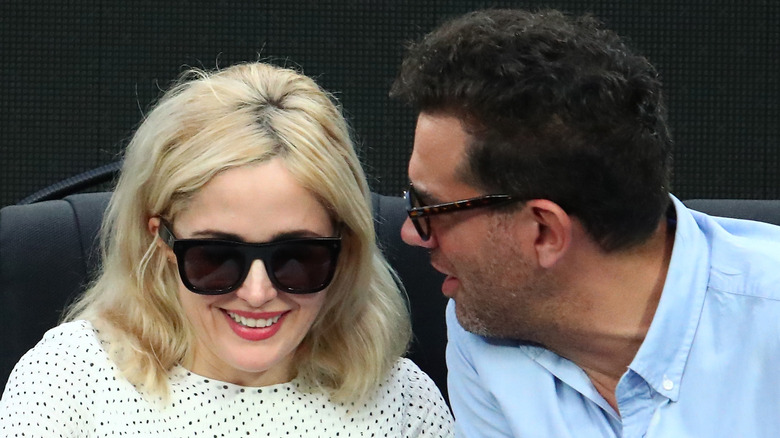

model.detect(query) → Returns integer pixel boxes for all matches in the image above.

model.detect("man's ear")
[526,199,572,268]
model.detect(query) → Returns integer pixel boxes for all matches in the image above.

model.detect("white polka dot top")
[0,320,454,437]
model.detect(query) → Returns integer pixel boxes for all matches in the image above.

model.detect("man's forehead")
[408,113,481,202]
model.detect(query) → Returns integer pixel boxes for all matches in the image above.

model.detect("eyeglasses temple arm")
[157,220,176,249]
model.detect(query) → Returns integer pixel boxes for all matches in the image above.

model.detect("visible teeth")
[227,312,281,328]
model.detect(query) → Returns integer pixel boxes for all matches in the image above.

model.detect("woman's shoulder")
[40,319,100,342]
[6,319,112,388]
[29,319,105,356]
[371,358,454,436]
[19,319,96,352]
[283,358,453,436]
[384,358,441,393]
[0,320,120,433]
[380,358,449,406]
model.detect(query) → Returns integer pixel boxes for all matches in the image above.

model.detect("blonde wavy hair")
[63,62,411,402]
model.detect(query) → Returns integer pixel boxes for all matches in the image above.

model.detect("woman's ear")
[147,217,168,252]
[148,216,161,238]
[148,217,177,264]
[525,199,572,268]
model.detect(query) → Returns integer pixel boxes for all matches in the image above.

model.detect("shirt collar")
[626,195,711,401]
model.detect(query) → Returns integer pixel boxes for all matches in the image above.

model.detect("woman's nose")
[234,260,278,306]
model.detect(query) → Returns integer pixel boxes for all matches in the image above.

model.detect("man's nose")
[400,217,437,248]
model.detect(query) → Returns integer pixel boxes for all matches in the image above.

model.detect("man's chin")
[454,302,534,344]
[454,302,491,336]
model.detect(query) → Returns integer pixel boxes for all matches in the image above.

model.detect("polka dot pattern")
[0,320,454,437]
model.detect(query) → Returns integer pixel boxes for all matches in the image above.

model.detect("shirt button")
[662,378,674,391]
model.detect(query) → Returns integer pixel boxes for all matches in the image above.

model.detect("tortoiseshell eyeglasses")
[403,183,520,241]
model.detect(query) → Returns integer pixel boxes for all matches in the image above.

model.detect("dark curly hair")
[390,9,673,251]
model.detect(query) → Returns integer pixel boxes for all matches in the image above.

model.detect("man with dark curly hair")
[391,8,780,437]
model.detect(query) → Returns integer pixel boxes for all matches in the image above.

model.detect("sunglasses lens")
[178,240,338,295]
[270,243,336,293]
[183,245,244,293]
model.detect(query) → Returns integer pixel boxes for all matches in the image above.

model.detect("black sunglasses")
[403,183,518,241]
[158,220,341,295]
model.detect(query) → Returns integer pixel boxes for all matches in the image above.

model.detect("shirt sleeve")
[0,323,93,436]
[395,358,455,437]
[445,300,515,438]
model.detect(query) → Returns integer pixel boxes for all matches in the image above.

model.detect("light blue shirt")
[447,196,780,437]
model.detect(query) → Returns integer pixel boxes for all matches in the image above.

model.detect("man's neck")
[542,218,676,411]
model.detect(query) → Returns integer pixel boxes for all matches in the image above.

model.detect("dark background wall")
[1,1,778,207]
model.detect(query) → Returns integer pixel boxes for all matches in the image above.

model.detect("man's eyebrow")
[413,186,442,206]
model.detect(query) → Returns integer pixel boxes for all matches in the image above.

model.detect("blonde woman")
[0,62,453,436]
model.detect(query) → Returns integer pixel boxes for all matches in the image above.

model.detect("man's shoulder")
[703,218,780,299]
[676,201,780,299]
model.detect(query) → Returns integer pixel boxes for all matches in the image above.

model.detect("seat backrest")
[0,193,110,393]
[3,196,780,396]
[0,192,447,398]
